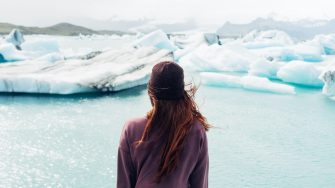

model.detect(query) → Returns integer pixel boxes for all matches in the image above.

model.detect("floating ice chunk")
[242,30,294,49]
[171,33,207,49]
[320,70,335,97]
[252,34,333,62]
[200,72,295,94]
[0,43,27,62]
[22,39,60,57]
[240,75,295,94]
[5,29,25,50]
[249,60,285,79]
[277,61,323,87]
[249,47,296,62]
[132,30,177,52]
[200,72,242,88]
[0,46,173,94]
[204,33,220,45]
[250,43,323,62]
[291,43,323,62]
[0,38,60,62]
[179,44,256,72]
[0,54,5,62]
[172,33,208,60]
[310,34,335,55]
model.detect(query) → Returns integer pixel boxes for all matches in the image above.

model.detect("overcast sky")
[0,0,334,26]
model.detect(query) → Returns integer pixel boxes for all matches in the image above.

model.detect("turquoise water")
[1,85,335,187]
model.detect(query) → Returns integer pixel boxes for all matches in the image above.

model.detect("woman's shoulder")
[190,119,207,134]
[186,119,207,143]
[124,116,147,128]
[122,116,147,139]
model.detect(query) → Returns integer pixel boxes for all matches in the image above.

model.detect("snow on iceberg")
[320,70,335,97]
[0,47,173,94]
[200,72,295,94]
[277,61,324,87]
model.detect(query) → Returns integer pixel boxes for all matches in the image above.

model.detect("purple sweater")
[117,117,208,188]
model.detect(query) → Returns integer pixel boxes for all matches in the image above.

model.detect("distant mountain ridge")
[217,18,335,40]
[68,17,199,33]
[0,22,132,36]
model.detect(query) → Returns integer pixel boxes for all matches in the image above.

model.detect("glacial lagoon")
[1,84,335,187]
[1,32,335,187]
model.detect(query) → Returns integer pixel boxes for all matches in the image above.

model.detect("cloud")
[0,0,333,26]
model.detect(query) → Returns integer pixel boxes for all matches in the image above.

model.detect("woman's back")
[117,116,208,188]
[117,61,210,188]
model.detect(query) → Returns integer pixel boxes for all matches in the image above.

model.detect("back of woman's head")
[138,61,210,182]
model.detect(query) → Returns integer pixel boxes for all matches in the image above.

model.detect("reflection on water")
[1,85,335,187]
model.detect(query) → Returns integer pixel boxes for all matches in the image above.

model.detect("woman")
[117,61,210,188]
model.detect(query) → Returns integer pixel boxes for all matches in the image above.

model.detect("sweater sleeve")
[117,123,136,188]
[189,130,209,188]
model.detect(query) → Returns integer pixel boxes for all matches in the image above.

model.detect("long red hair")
[137,84,210,182]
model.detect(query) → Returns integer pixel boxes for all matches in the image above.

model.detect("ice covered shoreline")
[0,29,335,98]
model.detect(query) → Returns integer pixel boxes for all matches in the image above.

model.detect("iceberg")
[250,43,323,63]
[0,43,27,62]
[277,61,324,87]
[0,29,333,96]
[291,43,323,62]
[200,72,295,94]
[172,33,209,60]
[0,47,173,94]
[0,37,60,62]
[132,30,177,52]
[200,72,242,88]
[179,44,257,72]
[249,59,285,79]
[5,29,25,50]
[320,70,335,97]
[310,34,335,55]
[0,54,5,62]
[242,30,294,49]
[204,33,220,45]
[21,39,60,56]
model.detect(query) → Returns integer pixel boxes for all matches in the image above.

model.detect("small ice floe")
[277,61,324,87]
[200,72,295,94]
[320,70,335,99]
